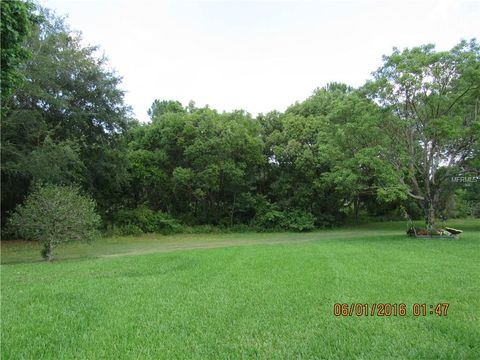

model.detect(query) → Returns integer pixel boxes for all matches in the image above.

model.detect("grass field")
[1,220,479,359]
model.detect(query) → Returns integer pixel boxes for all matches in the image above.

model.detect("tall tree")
[127,102,264,225]
[1,8,131,221]
[314,85,406,221]
[366,40,480,227]
[0,0,35,107]
[260,84,406,224]
[259,86,348,225]
[148,99,185,120]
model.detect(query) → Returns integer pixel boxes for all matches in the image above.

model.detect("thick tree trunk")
[427,205,435,229]
[423,199,436,230]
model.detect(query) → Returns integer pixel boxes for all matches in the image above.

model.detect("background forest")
[2,2,479,238]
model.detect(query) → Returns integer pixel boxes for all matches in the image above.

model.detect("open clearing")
[1,220,479,359]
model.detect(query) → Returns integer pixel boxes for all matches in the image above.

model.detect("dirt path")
[2,229,401,264]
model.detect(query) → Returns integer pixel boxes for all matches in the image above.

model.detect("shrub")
[253,199,316,232]
[281,210,316,232]
[252,199,285,229]
[116,224,144,236]
[113,206,182,235]
[315,213,337,228]
[7,184,101,261]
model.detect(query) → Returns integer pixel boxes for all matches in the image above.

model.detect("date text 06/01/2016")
[333,303,449,317]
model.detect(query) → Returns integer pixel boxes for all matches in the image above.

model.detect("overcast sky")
[39,0,479,122]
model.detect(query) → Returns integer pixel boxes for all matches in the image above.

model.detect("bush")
[7,184,101,261]
[281,210,316,232]
[113,206,182,235]
[315,213,337,228]
[252,199,285,229]
[115,224,144,236]
[253,199,316,232]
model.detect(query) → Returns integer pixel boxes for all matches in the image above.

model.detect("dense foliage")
[1,6,130,224]
[7,184,101,260]
[1,2,478,240]
[0,0,35,107]
[366,40,480,227]
[113,206,182,235]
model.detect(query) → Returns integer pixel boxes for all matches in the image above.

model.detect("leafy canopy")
[7,184,101,261]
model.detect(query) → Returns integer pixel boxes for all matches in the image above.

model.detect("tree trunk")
[353,196,360,223]
[423,199,436,230]
[46,242,54,262]
[230,193,236,227]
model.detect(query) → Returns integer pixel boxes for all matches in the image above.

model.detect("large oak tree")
[1,8,131,220]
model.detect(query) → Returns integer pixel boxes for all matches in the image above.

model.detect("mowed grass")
[1,220,479,359]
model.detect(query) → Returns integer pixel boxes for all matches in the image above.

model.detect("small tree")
[8,184,101,261]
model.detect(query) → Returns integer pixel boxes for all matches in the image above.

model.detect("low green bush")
[281,210,316,232]
[113,206,182,235]
[253,200,316,232]
[315,213,337,228]
[111,205,316,234]
[252,200,285,229]
[115,224,144,236]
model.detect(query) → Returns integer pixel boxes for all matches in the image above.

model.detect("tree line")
[2,1,479,239]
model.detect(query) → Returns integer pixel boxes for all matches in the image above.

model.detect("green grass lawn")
[1,220,479,359]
